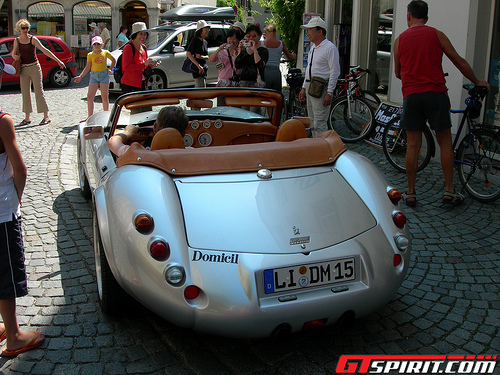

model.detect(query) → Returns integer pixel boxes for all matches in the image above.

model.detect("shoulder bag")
[307,48,328,98]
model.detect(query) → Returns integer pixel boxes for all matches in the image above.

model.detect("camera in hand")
[242,40,251,47]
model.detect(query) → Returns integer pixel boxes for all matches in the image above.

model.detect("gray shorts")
[0,214,28,300]
[400,91,452,132]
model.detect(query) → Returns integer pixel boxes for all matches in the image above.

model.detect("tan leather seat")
[150,128,185,150]
[275,119,308,142]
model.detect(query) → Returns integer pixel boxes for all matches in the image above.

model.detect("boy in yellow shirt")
[75,36,116,117]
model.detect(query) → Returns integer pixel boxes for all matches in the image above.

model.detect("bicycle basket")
[286,74,304,88]
[465,97,482,119]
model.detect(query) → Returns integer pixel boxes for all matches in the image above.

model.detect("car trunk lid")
[175,168,376,254]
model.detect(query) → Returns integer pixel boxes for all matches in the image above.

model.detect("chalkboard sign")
[365,102,403,148]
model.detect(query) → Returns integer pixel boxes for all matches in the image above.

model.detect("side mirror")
[84,125,104,140]
[173,46,185,53]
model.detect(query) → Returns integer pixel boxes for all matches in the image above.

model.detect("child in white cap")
[74,35,116,118]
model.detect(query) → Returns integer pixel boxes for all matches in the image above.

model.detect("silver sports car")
[77,88,411,338]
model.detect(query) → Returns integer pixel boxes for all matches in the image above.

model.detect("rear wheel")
[382,117,433,173]
[358,90,381,111]
[328,96,374,142]
[456,130,500,202]
[93,207,128,314]
[290,86,307,117]
[77,134,91,199]
[146,70,167,90]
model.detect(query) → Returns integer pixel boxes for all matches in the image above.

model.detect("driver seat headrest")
[275,119,308,142]
[150,128,185,150]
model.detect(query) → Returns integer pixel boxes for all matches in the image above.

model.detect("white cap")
[301,17,327,32]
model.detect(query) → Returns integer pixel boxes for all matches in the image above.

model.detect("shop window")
[27,2,65,37]
[73,1,111,35]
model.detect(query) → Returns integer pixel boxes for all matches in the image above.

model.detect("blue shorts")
[400,92,452,132]
[0,214,28,300]
[90,70,110,84]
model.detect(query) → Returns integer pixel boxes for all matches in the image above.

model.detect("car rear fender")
[334,150,411,250]
[93,185,117,276]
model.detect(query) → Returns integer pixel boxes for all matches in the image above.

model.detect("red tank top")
[398,25,447,99]
[18,37,37,65]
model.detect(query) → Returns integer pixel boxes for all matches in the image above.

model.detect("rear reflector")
[302,318,327,330]
[150,240,169,260]
[394,254,402,267]
[184,285,200,299]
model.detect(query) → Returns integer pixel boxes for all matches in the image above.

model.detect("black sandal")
[402,192,417,207]
[442,190,465,205]
[18,119,31,126]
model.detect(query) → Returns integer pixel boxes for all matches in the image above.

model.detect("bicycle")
[382,84,500,202]
[333,66,381,111]
[284,67,308,119]
[327,67,377,143]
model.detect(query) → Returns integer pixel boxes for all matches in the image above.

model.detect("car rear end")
[101,150,410,338]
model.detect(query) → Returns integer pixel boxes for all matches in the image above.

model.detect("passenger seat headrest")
[275,119,308,142]
[150,128,185,150]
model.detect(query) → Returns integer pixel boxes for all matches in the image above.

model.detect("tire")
[145,70,167,90]
[49,68,71,88]
[382,117,433,173]
[358,90,381,111]
[77,134,91,199]
[291,86,307,117]
[93,207,128,314]
[328,96,374,142]
[456,130,500,202]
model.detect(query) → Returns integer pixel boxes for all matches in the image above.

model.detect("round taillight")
[394,235,409,251]
[388,189,402,204]
[394,254,402,267]
[392,212,407,228]
[134,213,153,233]
[150,240,169,260]
[184,285,200,299]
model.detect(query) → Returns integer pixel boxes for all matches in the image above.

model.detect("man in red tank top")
[394,0,489,206]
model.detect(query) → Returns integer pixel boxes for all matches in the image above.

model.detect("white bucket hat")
[301,17,328,32]
[88,22,98,29]
[231,21,245,33]
[196,20,210,32]
[130,22,150,39]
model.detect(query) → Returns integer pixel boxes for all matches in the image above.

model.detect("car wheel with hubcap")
[49,68,71,88]
[146,70,167,90]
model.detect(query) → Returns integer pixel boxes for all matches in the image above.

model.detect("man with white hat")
[298,17,340,137]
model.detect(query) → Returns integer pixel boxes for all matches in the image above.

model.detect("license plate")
[263,258,355,294]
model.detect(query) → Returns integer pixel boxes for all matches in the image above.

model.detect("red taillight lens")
[394,254,402,267]
[388,189,402,204]
[392,212,407,228]
[135,213,153,233]
[302,318,328,330]
[184,285,200,299]
[149,240,169,260]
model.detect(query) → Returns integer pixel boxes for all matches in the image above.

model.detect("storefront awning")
[27,1,111,19]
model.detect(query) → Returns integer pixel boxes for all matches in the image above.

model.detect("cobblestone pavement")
[0,81,499,375]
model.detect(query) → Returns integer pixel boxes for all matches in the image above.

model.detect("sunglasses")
[93,43,102,45]
[21,26,29,30]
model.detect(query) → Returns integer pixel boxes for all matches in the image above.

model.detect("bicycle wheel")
[382,117,433,173]
[358,90,381,111]
[456,130,500,202]
[291,86,307,117]
[328,96,374,142]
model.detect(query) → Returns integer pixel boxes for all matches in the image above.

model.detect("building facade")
[300,0,498,126]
